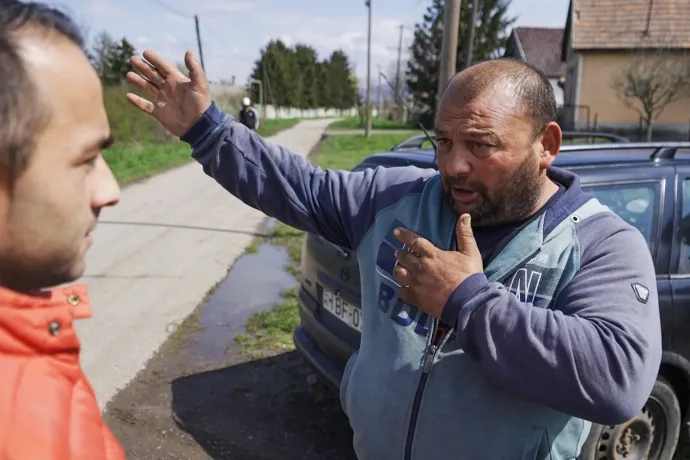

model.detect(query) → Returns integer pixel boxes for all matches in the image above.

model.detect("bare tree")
[611,52,690,141]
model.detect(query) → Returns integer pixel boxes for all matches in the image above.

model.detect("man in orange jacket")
[0,1,125,459]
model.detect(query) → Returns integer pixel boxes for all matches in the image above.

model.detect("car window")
[678,180,690,275]
[582,182,658,249]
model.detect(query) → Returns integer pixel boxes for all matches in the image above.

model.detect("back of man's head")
[0,1,84,179]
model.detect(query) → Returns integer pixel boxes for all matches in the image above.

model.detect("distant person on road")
[238,96,260,131]
[126,50,661,459]
[0,2,123,459]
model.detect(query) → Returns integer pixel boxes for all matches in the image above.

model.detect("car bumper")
[293,326,343,391]
[293,287,356,391]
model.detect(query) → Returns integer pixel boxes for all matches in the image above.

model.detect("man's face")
[0,34,120,292]
[435,77,553,226]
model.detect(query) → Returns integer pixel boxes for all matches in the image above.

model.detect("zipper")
[401,215,540,459]
[403,319,441,460]
[403,217,457,460]
[496,249,541,285]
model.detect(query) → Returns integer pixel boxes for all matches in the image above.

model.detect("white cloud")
[136,36,149,44]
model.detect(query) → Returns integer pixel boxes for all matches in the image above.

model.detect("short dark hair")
[0,1,84,181]
[444,58,558,137]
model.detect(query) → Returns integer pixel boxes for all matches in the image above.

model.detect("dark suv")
[293,137,690,459]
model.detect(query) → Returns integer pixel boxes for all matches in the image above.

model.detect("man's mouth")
[451,186,480,205]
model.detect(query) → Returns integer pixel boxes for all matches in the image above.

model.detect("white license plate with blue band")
[322,288,363,332]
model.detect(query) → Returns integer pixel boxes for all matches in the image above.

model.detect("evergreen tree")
[406,0,515,127]
[293,45,319,109]
[90,32,136,86]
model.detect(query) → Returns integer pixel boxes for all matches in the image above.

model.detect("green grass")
[234,132,418,356]
[104,119,301,186]
[316,132,422,170]
[104,142,193,185]
[257,118,301,137]
[235,287,300,358]
[329,116,415,131]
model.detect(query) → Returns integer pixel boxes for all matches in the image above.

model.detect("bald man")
[127,54,661,459]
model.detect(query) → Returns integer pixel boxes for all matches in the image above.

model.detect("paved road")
[76,118,336,409]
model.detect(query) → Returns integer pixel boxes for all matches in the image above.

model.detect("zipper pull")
[423,344,437,373]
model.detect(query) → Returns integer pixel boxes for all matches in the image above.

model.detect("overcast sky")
[54,0,569,84]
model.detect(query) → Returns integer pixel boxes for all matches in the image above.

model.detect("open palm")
[125,50,212,138]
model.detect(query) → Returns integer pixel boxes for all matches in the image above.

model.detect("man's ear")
[539,121,562,169]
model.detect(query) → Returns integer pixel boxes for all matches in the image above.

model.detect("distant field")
[329,116,415,131]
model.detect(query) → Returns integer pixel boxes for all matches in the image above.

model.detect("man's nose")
[91,155,121,209]
[444,145,472,176]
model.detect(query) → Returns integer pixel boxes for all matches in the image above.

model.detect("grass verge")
[234,132,416,355]
[257,118,301,137]
[105,119,301,186]
[329,116,414,131]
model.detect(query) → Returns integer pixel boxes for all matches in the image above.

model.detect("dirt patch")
[103,243,357,460]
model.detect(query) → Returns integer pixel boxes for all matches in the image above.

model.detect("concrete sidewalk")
[76,118,335,409]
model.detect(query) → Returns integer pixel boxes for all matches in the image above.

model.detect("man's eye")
[470,142,490,149]
[437,138,451,146]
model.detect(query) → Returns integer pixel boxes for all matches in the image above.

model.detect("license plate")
[322,288,362,332]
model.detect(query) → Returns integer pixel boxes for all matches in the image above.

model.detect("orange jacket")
[0,285,126,460]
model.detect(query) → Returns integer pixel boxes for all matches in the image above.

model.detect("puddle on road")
[186,242,298,364]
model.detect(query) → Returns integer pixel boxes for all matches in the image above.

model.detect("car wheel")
[578,377,681,460]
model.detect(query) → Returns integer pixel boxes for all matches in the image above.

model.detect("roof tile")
[513,27,566,77]
[572,0,690,49]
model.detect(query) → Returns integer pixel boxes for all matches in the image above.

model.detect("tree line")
[249,40,359,110]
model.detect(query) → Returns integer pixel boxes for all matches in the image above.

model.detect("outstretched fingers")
[125,93,155,114]
[141,49,176,78]
[126,72,159,99]
[130,55,165,87]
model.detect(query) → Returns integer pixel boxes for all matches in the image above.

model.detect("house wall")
[569,51,690,136]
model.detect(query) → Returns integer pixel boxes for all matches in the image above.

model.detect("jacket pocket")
[520,427,552,460]
[339,350,359,415]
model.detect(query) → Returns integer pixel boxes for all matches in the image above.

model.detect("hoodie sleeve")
[180,101,431,250]
[439,214,662,425]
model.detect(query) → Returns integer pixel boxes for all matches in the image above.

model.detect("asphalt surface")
[76,118,336,409]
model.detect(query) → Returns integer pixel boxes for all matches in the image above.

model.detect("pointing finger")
[125,93,155,114]
[142,49,176,78]
[126,72,159,99]
[393,228,435,256]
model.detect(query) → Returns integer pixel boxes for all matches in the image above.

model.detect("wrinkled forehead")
[437,82,531,135]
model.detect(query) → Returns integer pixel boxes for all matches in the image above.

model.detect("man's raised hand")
[125,50,212,138]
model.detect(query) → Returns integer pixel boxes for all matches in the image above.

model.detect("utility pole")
[394,24,404,120]
[436,0,461,107]
[365,0,373,137]
[464,0,478,67]
[194,14,206,72]
[377,64,382,114]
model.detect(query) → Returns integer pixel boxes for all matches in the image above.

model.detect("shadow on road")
[170,352,356,460]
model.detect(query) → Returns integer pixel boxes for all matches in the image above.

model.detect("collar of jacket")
[0,284,92,355]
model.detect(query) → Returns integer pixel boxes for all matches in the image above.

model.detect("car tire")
[578,377,681,460]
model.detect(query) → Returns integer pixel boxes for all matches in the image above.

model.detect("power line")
[143,0,191,19]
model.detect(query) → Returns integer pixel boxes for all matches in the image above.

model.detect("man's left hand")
[393,214,484,318]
